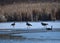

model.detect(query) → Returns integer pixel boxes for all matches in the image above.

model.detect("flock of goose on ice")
[11,21,52,30]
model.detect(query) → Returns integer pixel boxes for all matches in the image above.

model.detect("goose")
[41,22,48,26]
[46,26,52,30]
[26,22,32,29]
[41,22,48,28]
[26,22,32,26]
[11,22,15,27]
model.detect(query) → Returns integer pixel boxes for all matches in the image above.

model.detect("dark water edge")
[0,34,26,40]
[0,32,60,43]
[0,34,60,40]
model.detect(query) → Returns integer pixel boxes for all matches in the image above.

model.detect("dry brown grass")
[0,2,59,15]
[0,2,60,22]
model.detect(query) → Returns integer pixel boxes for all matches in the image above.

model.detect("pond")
[0,21,60,43]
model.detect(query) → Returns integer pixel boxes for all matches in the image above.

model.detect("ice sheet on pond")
[0,21,60,29]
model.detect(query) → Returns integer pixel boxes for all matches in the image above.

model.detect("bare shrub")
[56,9,60,20]
[0,15,7,22]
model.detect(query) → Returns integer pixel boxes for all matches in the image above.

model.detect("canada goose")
[46,26,52,30]
[26,22,32,26]
[41,22,48,26]
[41,22,48,28]
[11,22,15,27]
